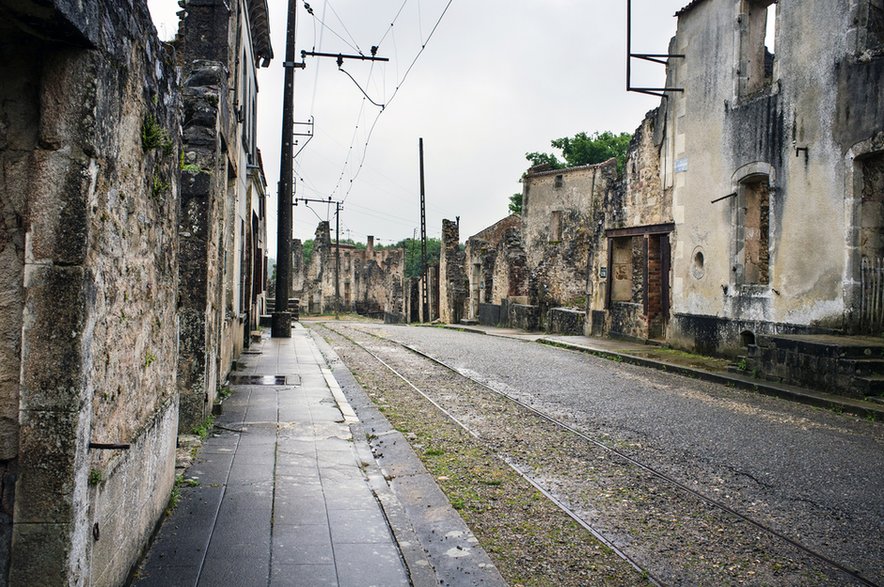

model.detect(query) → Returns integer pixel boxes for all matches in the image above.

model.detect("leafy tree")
[525,151,564,170]
[391,237,441,279]
[526,130,632,173]
[301,239,314,265]
[508,192,523,215]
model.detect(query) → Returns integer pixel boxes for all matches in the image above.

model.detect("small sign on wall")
[675,158,689,173]
[599,266,607,278]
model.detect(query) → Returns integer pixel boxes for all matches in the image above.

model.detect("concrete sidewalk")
[135,325,413,587]
[440,324,884,421]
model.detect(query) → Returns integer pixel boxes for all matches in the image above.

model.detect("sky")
[148,0,689,257]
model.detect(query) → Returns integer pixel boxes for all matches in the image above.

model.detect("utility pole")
[419,138,429,322]
[294,196,343,318]
[335,202,341,320]
[272,0,305,337]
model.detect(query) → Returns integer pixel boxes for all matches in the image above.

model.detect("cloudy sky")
[148,0,688,255]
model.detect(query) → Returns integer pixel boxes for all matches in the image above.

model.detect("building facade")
[664,0,884,356]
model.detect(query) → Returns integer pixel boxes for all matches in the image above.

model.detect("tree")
[508,192,523,215]
[526,130,632,173]
[391,237,442,279]
[301,239,314,265]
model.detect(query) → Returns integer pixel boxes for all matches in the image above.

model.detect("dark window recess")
[736,176,771,285]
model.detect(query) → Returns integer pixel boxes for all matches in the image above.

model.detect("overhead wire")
[340,0,455,203]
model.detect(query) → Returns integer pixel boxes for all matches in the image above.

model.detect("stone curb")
[310,328,507,587]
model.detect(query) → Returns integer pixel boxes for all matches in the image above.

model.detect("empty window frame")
[739,0,777,96]
[549,210,563,242]
[736,176,771,285]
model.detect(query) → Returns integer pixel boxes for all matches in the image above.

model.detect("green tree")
[508,192,523,215]
[525,151,564,170]
[301,239,314,265]
[391,237,442,279]
[527,130,632,173]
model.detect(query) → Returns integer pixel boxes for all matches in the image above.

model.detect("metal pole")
[335,203,341,320]
[419,138,429,322]
[271,0,298,337]
[626,0,632,92]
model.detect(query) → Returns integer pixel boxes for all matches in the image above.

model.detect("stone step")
[756,334,884,359]
[839,357,884,377]
[856,375,884,396]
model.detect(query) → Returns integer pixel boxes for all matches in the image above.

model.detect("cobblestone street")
[312,320,884,586]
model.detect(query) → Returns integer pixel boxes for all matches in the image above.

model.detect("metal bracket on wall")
[626,0,685,98]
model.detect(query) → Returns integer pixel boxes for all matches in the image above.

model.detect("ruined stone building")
[595,109,674,341]
[660,0,883,356]
[176,0,273,432]
[0,0,273,583]
[521,160,619,333]
[0,1,182,583]
[462,215,527,326]
[293,223,406,319]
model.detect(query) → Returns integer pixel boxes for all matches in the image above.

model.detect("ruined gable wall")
[1,1,181,583]
[522,162,616,313]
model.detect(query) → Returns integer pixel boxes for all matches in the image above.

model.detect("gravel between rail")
[311,321,881,586]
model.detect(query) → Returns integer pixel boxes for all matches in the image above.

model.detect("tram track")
[315,322,880,587]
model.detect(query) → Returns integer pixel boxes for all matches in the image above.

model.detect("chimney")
[367,235,374,256]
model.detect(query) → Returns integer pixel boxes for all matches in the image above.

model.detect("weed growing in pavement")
[191,415,215,439]
[166,474,200,516]
[217,385,232,401]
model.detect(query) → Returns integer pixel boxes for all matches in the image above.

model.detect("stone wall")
[177,59,227,433]
[294,223,405,318]
[0,0,181,583]
[522,161,617,327]
[439,219,467,324]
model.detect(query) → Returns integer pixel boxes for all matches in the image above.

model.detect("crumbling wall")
[0,1,181,583]
[464,215,525,323]
[522,162,616,325]
[177,60,227,433]
[665,0,884,355]
[439,219,467,324]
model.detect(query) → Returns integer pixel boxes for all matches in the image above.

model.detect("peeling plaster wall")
[666,0,884,355]
[0,0,181,583]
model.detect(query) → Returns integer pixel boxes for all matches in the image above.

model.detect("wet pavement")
[135,325,412,587]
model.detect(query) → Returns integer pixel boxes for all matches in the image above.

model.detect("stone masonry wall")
[0,0,181,583]
[177,60,228,433]
[522,161,617,324]
[439,219,467,324]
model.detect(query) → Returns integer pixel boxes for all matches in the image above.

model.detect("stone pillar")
[439,219,467,323]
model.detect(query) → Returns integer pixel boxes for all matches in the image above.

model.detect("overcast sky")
[148,0,688,256]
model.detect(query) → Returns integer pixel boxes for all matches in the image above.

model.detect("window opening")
[549,210,562,242]
[740,0,776,96]
[737,176,771,285]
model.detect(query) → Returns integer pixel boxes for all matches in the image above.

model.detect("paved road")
[350,323,884,584]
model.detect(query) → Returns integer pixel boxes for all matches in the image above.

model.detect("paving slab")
[135,326,414,587]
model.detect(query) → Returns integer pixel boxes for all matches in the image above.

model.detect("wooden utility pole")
[419,138,429,322]
[271,0,304,337]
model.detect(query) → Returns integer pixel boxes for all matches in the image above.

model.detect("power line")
[340,0,455,203]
